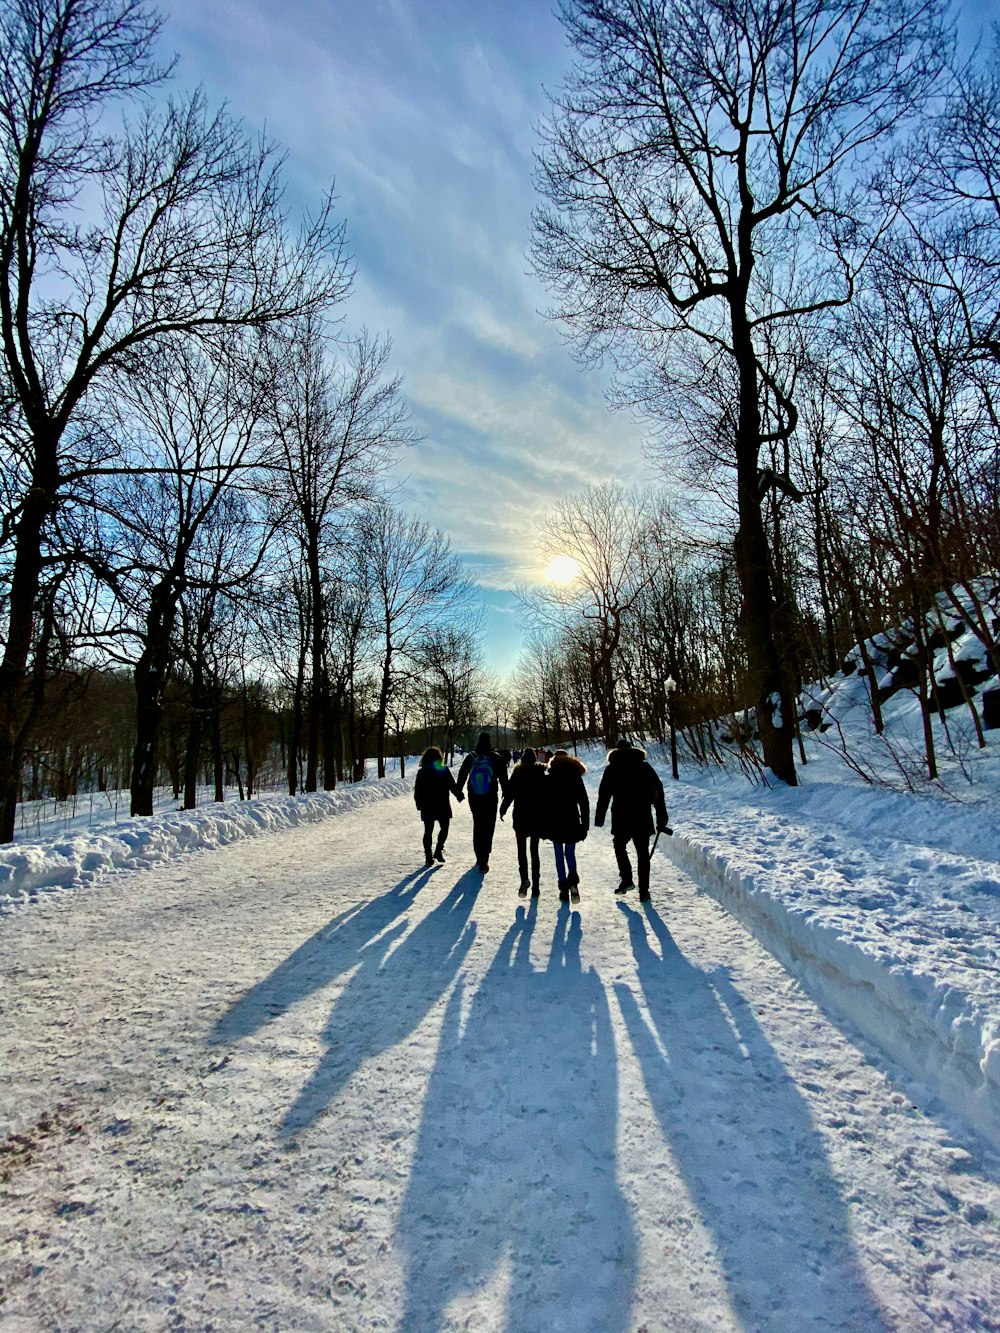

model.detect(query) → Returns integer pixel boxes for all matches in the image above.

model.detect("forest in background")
[2,0,999,840]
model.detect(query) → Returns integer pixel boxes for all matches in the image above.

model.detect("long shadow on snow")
[396,901,636,1333]
[615,901,889,1333]
[279,869,482,1138]
[208,865,436,1046]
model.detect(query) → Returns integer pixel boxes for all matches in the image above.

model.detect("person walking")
[413,745,464,866]
[593,738,669,902]
[499,747,548,897]
[457,731,510,873]
[545,749,589,904]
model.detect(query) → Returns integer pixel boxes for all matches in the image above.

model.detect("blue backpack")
[469,754,494,797]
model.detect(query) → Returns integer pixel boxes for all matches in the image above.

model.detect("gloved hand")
[657,821,672,835]
[456,791,465,802]
[578,828,588,841]
[594,816,604,828]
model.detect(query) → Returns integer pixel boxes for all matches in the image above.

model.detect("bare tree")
[416,626,485,763]
[919,30,1000,366]
[361,501,475,778]
[264,317,416,791]
[0,0,349,839]
[104,336,269,814]
[522,482,657,741]
[532,0,952,783]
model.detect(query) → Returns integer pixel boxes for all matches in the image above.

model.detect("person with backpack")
[413,745,465,866]
[544,749,589,904]
[457,731,510,873]
[593,738,670,902]
[499,747,548,896]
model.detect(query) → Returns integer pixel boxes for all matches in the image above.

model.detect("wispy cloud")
[161,0,656,667]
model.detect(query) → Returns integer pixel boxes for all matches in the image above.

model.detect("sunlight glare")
[545,554,581,585]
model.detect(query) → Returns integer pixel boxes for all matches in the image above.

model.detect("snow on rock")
[0,780,410,914]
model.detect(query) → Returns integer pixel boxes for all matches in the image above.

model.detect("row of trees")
[531,0,1000,785]
[508,442,997,780]
[0,0,486,839]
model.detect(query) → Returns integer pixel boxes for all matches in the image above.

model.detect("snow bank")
[0,779,410,914]
[657,775,1000,1152]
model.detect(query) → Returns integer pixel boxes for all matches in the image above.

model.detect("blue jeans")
[553,841,577,882]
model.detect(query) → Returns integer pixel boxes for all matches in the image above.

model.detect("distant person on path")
[499,747,548,897]
[457,732,510,873]
[594,739,669,902]
[414,746,464,866]
[545,749,589,903]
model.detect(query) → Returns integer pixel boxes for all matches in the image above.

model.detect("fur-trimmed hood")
[606,744,648,765]
[548,751,587,777]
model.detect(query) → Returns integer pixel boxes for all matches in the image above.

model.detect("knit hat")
[614,737,632,750]
[475,731,492,754]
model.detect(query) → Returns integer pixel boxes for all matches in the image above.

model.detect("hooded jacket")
[594,744,668,838]
[457,740,510,802]
[414,759,463,821]
[544,751,589,844]
[499,756,548,835]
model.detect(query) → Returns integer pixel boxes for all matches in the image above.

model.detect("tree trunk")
[0,485,52,842]
[732,338,797,785]
[182,665,205,810]
[211,696,224,802]
[304,531,324,793]
[130,583,180,817]
[376,652,392,779]
[322,677,339,790]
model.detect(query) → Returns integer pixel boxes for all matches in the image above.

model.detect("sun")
[545,554,581,586]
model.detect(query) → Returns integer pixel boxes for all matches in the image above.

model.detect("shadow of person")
[615,902,889,1332]
[279,870,482,1138]
[208,866,435,1047]
[396,901,637,1333]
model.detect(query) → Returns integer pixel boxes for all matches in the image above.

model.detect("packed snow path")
[2,791,999,1332]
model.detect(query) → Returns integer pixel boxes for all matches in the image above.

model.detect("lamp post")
[665,675,679,780]
[446,715,455,767]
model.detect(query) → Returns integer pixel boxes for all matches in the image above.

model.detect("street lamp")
[446,715,455,766]
[665,675,679,780]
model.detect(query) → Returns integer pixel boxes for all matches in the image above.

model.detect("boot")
[615,880,634,895]
[531,878,540,898]
[570,880,580,904]
[518,877,530,897]
[639,888,651,902]
[558,879,569,902]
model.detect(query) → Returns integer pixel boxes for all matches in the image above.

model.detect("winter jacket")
[594,745,668,838]
[414,761,463,821]
[457,748,510,802]
[499,759,548,835]
[544,752,589,844]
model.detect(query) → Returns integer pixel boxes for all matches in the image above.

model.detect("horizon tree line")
[4,0,1000,836]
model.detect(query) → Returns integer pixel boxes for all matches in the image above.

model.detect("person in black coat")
[456,731,510,873]
[593,739,669,900]
[414,745,464,866]
[499,747,548,896]
[545,749,589,903]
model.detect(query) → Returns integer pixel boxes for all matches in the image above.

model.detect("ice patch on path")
[0,780,410,914]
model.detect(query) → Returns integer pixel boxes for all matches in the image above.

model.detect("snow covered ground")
[2,681,1000,1328]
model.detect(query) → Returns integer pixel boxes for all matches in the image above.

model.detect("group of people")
[413,731,670,904]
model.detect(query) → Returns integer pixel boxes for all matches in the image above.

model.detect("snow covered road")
[2,787,1000,1331]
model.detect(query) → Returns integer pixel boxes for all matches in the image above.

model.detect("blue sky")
[160,0,654,678]
[159,0,998,678]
